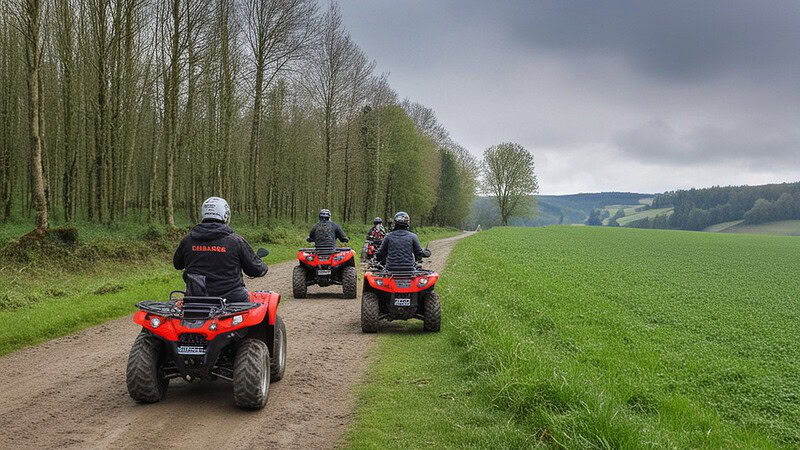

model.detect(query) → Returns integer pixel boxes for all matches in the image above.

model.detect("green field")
[617,207,673,225]
[346,227,799,448]
[719,220,800,237]
[704,220,744,233]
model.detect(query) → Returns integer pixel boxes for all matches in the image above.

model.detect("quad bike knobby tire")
[270,316,287,381]
[361,291,379,333]
[342,266,358,299]
[292,265,307,298]
[233,339,271,409]
[423,291,441,332]
[126,331,169,403]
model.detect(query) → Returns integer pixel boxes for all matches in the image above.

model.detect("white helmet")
[201,197,231,223]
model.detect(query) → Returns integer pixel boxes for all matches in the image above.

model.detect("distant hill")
[465,192,653,228]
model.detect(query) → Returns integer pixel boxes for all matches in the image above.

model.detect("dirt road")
[0,232,472,449]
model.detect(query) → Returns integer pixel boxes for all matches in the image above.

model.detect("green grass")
[346,227,800,449]
[720,220,800,237]
[0,220,459,356]
[617,207,673,225]
[704,220,745,233]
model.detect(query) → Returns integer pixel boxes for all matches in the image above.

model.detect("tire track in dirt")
[0,232,472,449]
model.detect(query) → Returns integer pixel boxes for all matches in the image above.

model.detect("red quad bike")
[292,247,357,299]
[361,259,441,333]
[126,248,286,410]
[361,239,382,262]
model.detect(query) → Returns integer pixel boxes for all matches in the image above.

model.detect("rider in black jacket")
[174,197,267,302]
[375,211,431,272]
[308,208,349,251]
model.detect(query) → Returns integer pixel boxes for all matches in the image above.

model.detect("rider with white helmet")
[173,197,267,301]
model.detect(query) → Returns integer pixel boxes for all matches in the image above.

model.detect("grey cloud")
[493,0,800,83]
[615,120,800,168]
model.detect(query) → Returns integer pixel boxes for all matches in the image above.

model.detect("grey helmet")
[319,208,331,221]
[393,211,410,228]
[201,197,231,224]
[373,217,383,225]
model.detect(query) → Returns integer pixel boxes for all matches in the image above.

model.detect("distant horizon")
[536,177,800,197]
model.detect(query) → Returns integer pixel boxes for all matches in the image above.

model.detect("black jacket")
[174,222,267,299]
[375,228,429,271]
[308,220,348,250]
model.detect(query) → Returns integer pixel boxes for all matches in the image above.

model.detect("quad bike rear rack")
[136,291,259,320]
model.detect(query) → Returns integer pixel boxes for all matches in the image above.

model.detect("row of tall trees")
[1,0,477,231]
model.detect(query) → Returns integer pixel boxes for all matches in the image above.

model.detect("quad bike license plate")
[176,345,207,355]
[317,269,331,276]
[394,296,411,307]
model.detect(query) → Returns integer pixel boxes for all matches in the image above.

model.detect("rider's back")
[174,222,266,299]
[378,229,422,272]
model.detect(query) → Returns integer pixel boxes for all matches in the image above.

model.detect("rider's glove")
[306,237,314,242]
[422,249,431,258]
[341,237,349,243]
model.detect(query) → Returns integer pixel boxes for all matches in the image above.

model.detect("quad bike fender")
[250,290,281,325]
[364,272,440,293]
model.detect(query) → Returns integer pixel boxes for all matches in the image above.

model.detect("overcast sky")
[338,0,800,195]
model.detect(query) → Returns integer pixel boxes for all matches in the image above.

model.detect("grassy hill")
[717,219,800,236]
[467,192,653,228]
[347,227,799,448]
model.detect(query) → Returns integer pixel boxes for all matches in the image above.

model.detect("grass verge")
[345,226,799,449]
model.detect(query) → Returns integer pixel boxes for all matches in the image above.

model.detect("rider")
[366,217,386,242]
[173,197,267,302]
[307,208,349,251]
[375,211,431,272]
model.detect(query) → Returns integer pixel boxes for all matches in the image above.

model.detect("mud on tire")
[423,290,441,332]
[342,266,358,299]
[270,316,287,382]
[126,330,169,403]
[361,291,379,333]
[233,339,271,409]
[292,265,307,298]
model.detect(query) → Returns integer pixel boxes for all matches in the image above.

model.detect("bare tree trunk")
[21,0,49,230]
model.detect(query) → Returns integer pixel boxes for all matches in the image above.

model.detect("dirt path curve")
[0,232,473,449]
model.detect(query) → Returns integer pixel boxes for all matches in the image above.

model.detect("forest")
[0,0,478,232]
[632,182,800,230]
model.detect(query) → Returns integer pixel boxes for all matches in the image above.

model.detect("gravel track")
[0,232,472,449]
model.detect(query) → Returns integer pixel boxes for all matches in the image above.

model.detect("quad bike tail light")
[304,253,314,262]
[149,317,162,328]
[417,277,429,288]
[231,315,244,326]
[375,278,384,287]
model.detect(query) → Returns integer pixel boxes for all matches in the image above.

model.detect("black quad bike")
[292,246,358,299]
[126,248,286,409]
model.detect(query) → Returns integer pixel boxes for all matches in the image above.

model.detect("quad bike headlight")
[417,277,429,288]
[375,278,384,287]
[149,317,162,328]
[232,315,243,326]
[305,255,315,262]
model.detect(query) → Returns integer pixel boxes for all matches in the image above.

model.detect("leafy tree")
[586,209,602,226]
[481,142,538,226]
[744,198,775,224]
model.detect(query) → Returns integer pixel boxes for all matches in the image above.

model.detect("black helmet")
[393,211,410,228]
[373,217,382,225]
[319,209,331,221]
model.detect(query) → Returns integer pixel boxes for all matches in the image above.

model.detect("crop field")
[617,207,673,225]
[720,220,800,237]
[348,227,800,448]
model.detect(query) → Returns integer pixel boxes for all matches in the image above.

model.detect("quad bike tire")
[233,339,271,409]
[342,266,358,299]
[361,291,379,333]
[292,265,307,298]
[270,316,287,382]
[126,330,169,403]
[423,291,441,332]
